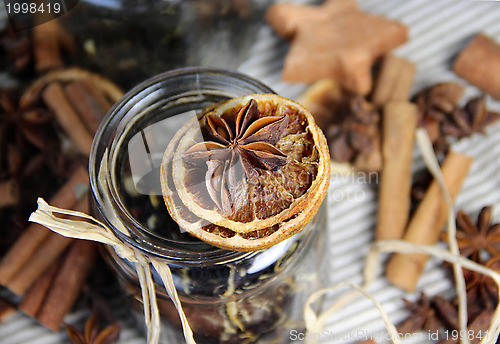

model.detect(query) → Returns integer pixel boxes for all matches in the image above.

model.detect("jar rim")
[88,67,276,264]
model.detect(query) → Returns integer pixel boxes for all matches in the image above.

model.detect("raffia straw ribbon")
[29,150,196,344]
[304,128,500,344]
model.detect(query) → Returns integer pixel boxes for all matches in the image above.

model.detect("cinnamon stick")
[371,55,416,106]
[33,21,63,72]
[0,166,88,285]
[0,179,19,208]
[453,33,500,100]
[0,298,16,322]
[32,19,74,73]
[20,68,123,110]
[376,101,418,240]
[6,194,89,296]
[42,82,94,156]
[36,240,98,331]
[385,151,473,292]
[64,81,106,135]
[19,260,61,318]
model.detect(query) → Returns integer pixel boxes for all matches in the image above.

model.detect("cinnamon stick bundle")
[19,260,61,318]
[0,166,88,286]
[42,83,94,157]
[0,298,16,323]
[376,101,418,240]
[13,195,98,331]
[64,81,106,135]
[20,241,97,331]
[6,195,89,296]
[36,240,98,331]
[41,76,117,156]
[385,151,474,292]
[371,55,416,106]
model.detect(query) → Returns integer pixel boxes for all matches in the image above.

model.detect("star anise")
[447,207,500,262]
[65,310,120,344]
[397,293,448,334]
[436,309,493,344]
[398,291,493,344]
[442,97,500,138]
[462,257,500,320]
[432,259,498,344]
[181,99,289,212]
[415,82,500,156]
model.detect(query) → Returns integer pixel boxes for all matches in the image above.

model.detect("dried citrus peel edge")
[303,129,499,344]
[169,94,330,233]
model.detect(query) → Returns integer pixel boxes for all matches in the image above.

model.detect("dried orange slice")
[161,94,330,251]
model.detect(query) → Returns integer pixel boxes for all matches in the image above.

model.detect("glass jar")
[89,67,327,343]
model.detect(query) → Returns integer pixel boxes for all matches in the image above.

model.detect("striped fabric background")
[1,0,500,343]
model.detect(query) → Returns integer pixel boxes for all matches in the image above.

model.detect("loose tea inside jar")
[89,68,329,343]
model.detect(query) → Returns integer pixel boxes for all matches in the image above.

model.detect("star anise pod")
[415,82,500,155]
[447,207,500,262]
[181,99,289,212]
[462,257,500,320]
[399,290,494,344]
[442,97,500,139]
[436,309,493,344]
[65,310,120,344]
[397,293,449,334]
[432,264,496,344]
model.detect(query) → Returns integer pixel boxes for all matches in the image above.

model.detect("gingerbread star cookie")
[266,0,408,95]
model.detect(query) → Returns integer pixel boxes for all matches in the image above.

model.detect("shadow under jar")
[89,68,327,344]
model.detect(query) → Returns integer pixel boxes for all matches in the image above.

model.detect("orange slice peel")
[161,94,330,251]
